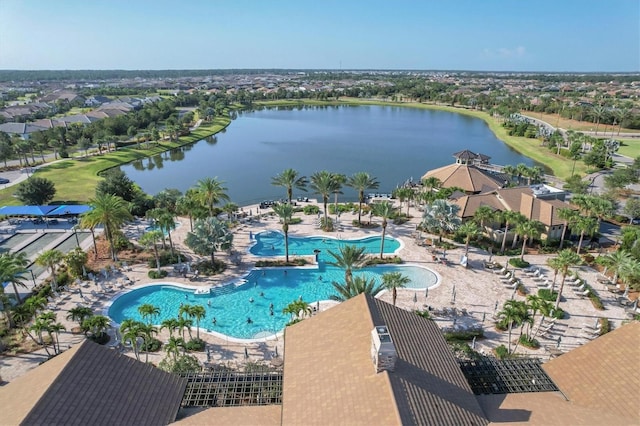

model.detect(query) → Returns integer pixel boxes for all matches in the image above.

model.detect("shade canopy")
[0,205,91,217]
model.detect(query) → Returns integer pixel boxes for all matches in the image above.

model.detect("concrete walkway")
[1,200,634,384]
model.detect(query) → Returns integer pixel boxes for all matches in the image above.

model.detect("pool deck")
[1,200,634,383]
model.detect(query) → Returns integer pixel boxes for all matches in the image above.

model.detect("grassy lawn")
[524,111,638,134]
[0,116,231,205]
[255,99,585,180]
[617,139,640,159]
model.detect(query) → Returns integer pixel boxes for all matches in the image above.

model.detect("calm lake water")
[121,105,537,205]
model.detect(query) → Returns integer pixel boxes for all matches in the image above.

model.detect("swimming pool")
[108,264,439,341]
[249,231,401,260]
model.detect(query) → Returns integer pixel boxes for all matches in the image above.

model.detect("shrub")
[414,310,431,319]
[147,250,183,268]
[518,334,540,349]
[364,256,403,266]
[587,288,605,310]
[351,219,379,229]
[495,344,510,360]
[88,332,110,345]
[393,216,409,225]
[158,354,201,373]
[303,205,320,215]
[185,338,205,351]
[254,258,308,267]
[148,270,168,279]
[193,259,227,275]
[516,282,528,296]
[443,328,484,342]
[599,317,611,335]
[538,289,558,302]
[320,217,334,232]
[290,217,302,225]
[142,337,162,352]
[582,254,595,265]
[509,258,530,268]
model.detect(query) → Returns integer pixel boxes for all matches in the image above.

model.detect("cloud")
[483,46,526,58]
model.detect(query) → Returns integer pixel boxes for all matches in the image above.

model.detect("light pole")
[29,269,36,287]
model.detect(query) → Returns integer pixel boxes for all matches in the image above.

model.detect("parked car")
[0,178,9,184]
[631,218,640,225]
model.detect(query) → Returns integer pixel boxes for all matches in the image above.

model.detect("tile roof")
[422,164,504,193]
[6,340,188,426]
[542,321,640,421]
[281,294,488,425]
[369,297,488,426]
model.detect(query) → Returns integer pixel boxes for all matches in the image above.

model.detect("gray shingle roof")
[21,340,187,426]
[368,296,488,426]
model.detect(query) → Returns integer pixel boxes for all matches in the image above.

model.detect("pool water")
[249,231,401,260]
[108,264,438,340]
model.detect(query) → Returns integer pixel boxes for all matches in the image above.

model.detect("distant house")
[84,95,111,106]
[0,122,48,139]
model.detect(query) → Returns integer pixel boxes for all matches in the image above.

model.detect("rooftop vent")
[371,325,397,373]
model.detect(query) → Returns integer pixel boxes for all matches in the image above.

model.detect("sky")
[0,0,638,72]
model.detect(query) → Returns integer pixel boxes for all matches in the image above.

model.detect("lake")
[121,105,537,205]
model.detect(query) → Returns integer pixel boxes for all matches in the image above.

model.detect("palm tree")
[382,272,410,306]
[393,187,414,216]
[30,316,53,356]
[473,205,496,234]
[121,319,144,361]
[176,189,207,231]
[161,318,180,338]
[82,314,111,342]
[137,322,158,363]
[165,336,185,360]
[271,168,308,204]
[149,207,177,254]
[176,316,193,341]
[222,202,239,223]
[139,230,164,273]
[497,299,528,355]
[0,252,29,303]
[326,244,368,285]
[194,177,230,217]
[557,207,578,250]
[597,250,634,285]
[421,199,461,243]
[421,176,441,194]
[82,193,133,261]
[35,249,64,292]
[526,294,554,341]
[331,173,346,218]
[271,203,294,263]
[498,211,525,254]
[184,217,233,263]
[553,249,583,309]
[138,303,160,326]
[573,216,598,255]
[190,305,206,340]
[619,261,640,293]
[330,275,384,302]
[458,221,480,258]
[347,172,380,225]
[370,201,396,259]
[67,306,94,330]
[282,300,312,322]
[47,320,66,355]
[515,219,544,261]
[310,171,340,224]
[592,105,607,135]
[546,256,562,292]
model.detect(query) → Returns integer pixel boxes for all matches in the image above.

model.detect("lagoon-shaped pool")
[108,263,438,340]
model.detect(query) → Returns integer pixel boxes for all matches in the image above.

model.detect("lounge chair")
[504,282,518,290]
[578,289,590,297]
[493,267,507,275]
[499,272,513,280]
[532,274,547,282]
[572,283,587,293]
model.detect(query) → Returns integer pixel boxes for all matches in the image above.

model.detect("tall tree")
[0,252,29,303]
[14,176,56,205]
[370,201,396,259]
[420,199,461,242]
[194,177,230,217]
[35,249,64,292]
[381,272,410,306]
[473,205,496,234]
[327,244,368,285]
[553,249,583,309]
[497,299,528,355]
[184,217,233,263]
[573,216,598,255]
[346,172,380,225]
[557,207,579,250]
[330,275,384,302]
[272,203,294,263]
[310,171,340,224]
[498,211,525,254]
[458,221,480,258]
[271,168,308,204]
[515,219,544,261]
[82,193,133,261]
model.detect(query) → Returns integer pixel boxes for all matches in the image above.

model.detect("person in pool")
[249,297,254,303]
[247,317,253,324]
[212,317,217,325]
